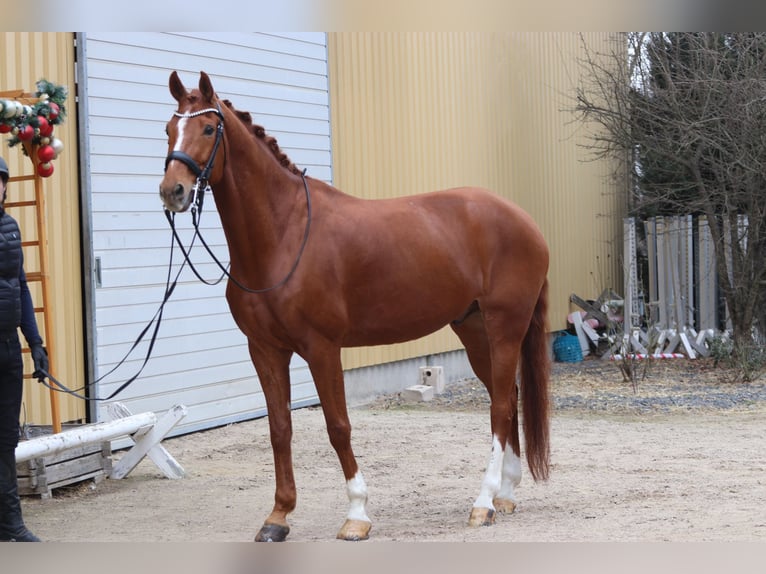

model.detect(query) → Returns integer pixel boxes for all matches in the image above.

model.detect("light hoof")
[468,506,495,527]
[337,519,371,541]
[255,522,290,542]
[492,497,517,514]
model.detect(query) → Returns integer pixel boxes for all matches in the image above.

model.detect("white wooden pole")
[644,218,658,325]
[15,412,157,463]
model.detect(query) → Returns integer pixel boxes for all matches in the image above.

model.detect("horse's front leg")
[249,343,296,542]
[307,344,372,541]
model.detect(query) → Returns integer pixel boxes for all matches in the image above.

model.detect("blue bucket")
[552,332,583,363]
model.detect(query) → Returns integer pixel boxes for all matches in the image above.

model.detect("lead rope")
[36,226,191,401]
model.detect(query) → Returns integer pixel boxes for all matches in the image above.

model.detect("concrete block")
[419,366,445,394]
[402,385,435,402]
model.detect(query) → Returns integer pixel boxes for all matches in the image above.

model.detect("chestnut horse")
[159,71,551,542]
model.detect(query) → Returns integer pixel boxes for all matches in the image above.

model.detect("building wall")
[328,32,625,370]
[80,32,330,433]
[1,32,85,425]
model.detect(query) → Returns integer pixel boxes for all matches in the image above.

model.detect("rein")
[35,228,191,402]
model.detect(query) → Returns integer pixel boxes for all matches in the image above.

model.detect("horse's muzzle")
[159,181,193,213]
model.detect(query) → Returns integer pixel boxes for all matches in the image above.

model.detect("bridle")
[164,104,225,213]
[163,102,312,295]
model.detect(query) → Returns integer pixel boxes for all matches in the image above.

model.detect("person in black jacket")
[0,155,47,542]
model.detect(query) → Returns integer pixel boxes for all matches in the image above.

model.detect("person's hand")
[30,344,49,381]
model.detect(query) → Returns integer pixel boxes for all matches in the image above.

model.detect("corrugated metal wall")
[0,32,85,425]
[328,32,625,370]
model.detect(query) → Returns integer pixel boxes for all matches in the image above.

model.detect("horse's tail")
[520,278,551,482]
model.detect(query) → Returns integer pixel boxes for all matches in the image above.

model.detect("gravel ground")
[18,353,766,547]
[368,356,766,415]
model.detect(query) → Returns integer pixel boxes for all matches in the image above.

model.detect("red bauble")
[38,116,53,137]
[0,124,10,134]
[37,145,56,163]
[37,161,54,178]
[48,102,60,121]
[17,124,35,141]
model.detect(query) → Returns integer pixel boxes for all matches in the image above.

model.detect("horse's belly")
[340,296,467,347]
[341,319,450,347]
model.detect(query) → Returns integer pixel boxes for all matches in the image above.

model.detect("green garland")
[0,78,68,152]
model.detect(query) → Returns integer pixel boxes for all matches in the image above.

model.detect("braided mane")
[221,99,301,176]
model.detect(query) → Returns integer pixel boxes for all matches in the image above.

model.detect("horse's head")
[159,71,226,212]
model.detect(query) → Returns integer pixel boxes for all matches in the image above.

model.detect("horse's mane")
[221,99,302,176]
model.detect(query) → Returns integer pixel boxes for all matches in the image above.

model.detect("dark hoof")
[254,523,290,542]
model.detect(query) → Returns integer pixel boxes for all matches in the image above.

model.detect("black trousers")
[0,332,23,454]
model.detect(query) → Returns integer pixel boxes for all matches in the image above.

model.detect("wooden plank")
[644,219,658,325]
[40,454,104,484]
[17,442,112,498]
[656,217,668,329]
[569,293,610,327]
[570,312,591,356]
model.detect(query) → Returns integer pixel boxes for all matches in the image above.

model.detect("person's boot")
[0,450,41,542]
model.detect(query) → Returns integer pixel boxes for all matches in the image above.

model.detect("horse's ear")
[169,71,186,103]
[199,71,215,103]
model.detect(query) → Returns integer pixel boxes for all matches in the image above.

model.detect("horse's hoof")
[254,522,290,542]
[468,507,495,527]
[336,519,371,541]
[492,497,517,514]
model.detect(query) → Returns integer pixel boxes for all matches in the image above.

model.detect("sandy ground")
[20,359,766,543]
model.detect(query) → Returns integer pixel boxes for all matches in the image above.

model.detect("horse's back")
[303,183,549,346]
[408,186,548,264]
[321,183,548,277]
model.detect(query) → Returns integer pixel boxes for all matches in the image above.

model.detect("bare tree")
[574,32,766,352]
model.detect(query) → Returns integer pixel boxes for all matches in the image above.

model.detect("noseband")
[164,104,225,211]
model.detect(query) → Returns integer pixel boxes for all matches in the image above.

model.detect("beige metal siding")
[1,32,85,425]
[328,32,624,370]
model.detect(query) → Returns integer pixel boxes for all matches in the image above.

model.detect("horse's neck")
[214,150,303,276]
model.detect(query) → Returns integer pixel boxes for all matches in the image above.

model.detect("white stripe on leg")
[473,434,504,509]
[496,444,522,502]
[346,471,370,522]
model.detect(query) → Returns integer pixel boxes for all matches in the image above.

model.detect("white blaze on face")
[173,117,188,153]
[473,434,504,509]
[346,471,371,522]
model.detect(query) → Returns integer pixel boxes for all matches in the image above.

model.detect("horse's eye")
[204,125,215,136]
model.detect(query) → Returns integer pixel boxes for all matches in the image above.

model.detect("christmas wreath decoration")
[0,79,67,178]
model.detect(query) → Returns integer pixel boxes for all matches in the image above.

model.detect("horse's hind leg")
[452,306,524,525]
[249,343,296,542]
[307,344,372,541]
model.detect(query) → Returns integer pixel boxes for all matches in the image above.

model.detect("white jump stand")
[15,402,187,481]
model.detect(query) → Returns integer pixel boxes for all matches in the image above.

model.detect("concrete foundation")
[343,349,474,407]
